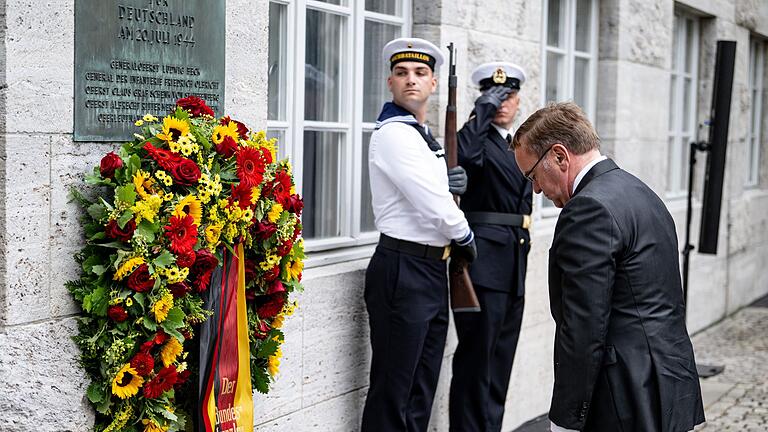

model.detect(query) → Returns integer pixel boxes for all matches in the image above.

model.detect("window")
[667,12,699,196]
[540,0,598,213]
[746,37,765,188]
[267,0,410,253]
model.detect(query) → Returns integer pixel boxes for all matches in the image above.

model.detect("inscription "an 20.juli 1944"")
[74,0,225,141]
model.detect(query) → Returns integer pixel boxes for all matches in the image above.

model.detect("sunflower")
[156,116,190,143]
[150,292,174,323]
[286,259,304,281]
[172,195,202,226]
[267,347,282,377]
[267,203,284,223]
[111,363,144,399]
[204,223,223,246]
[160,337,183,367]
[211,121,239,145]
[114,257,146,281]
[142,419,169,432]
[133,170,154,200]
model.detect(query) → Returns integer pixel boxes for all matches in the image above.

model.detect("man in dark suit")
[449,62,532,432]
[511,102,705,432]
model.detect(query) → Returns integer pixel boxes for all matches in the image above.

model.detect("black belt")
[378,234,450,261]
[465,211,531,229]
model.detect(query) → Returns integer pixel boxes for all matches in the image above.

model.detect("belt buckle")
[522,214,532,230]
[441,245,451,260]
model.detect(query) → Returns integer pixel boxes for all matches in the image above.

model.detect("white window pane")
[575,0,591,52]
[684,18,695,74]
[672,16,681,71]
[669,75,677,132]
[314,0,346,6]
[667,136,678,192]
[545,51,564,102]
[364,20,400,122]
[547,0,564,48]
[680,135,691,190]
[305,9,346,122]
[268,2,288,121]
[302,131,344,239]
[542,197,556,208]
[573,57,590,110]
[361,131,376,232]
[366,0,400,15]
[682,78,692,132]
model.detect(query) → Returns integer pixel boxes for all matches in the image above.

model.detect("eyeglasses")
[523,146,553,182]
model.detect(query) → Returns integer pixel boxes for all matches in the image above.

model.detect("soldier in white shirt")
[361,37,476,432]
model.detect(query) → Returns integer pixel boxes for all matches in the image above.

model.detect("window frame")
[538,0,599,219]
[746,36,765,188]
[267,0,411,258]
[666,11,700,198]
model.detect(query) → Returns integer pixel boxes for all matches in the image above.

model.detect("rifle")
[445,43,481,313]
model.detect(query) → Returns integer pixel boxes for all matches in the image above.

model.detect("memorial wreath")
[67,96,304,431]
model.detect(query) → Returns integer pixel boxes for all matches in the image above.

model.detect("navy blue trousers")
[449,287,525,431]
[362,246,449,432]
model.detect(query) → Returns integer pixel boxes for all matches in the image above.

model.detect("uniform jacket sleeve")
[371,123,470,241]
[457,100,498,169]
[549,195,623,430]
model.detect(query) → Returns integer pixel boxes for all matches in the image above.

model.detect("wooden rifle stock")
[445,43,480,313]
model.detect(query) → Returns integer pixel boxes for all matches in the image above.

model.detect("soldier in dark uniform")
[362,37,476,432]
[449,62,532,432]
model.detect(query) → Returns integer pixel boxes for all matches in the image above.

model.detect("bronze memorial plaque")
[74,0,225,141]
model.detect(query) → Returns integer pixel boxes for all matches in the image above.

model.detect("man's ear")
[387,75,393,91]
[552,144,568,169]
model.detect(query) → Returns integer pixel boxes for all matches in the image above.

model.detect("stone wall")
[0,1,269,430]
[1,0,768,431]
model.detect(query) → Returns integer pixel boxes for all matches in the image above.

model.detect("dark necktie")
[506,134,512,146]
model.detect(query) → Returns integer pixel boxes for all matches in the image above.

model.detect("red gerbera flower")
[215,135,238,159]
[130,352,155,376]
[230,183,253,209]
[143,366,178,399]
[236,147,266,187]
[144,142,181,171]
[164,215,198,255]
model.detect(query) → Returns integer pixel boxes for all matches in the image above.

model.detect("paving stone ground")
[693,302,768,431]
[513,296,768,432]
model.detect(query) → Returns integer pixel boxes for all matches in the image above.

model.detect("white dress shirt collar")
[491,123,511,141]
[572,155,607,194]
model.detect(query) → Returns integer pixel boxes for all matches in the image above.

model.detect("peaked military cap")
[471,62,527,91]
[382,37,445,72]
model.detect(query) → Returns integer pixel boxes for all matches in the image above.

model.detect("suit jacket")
[457,102,532,294]
[548,159,705,431]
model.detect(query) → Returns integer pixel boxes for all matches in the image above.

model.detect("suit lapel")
[573,158,619,196]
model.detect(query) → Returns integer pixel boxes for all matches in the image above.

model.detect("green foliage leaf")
[115,184,137,206]
[91,265,106,276]
[162,307,185,330]
[252,365,270,394]
[136,220,158,243]
[152,250,175,268]
[126,154,141,177]
[117,210,134,229]
[86,382,105,404]
[143,316,158,331]
[256,337,279,359]
[83,285,109,316]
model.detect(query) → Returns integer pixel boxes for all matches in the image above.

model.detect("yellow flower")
[151,292,174,323]
[267,347,282,377]
[205,223,223,245]
[155,170,173,186]
[286,259,303,281]
[102,405,133,432]
[163,266,189,284]
[131,195,163,224]
[241,208,254,222]
[160,337,183,367]
[142,419,168,432]
[133,170,153,200]
[134,119,144,127]
[251,187,261,203]
[114,257,146,280]
[290,185,296,195]
[125,297,134,307]
[173,195,203,226]
[156,116,190,143]
[211,121,239,145]
[272,314,285,329]
[111,364,144,399]
[267,204,284,223]
[143,113,158,122]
